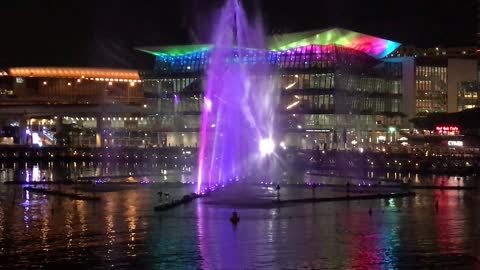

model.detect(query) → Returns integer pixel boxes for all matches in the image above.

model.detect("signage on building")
[436,126,460,135]
[447,141,463,147]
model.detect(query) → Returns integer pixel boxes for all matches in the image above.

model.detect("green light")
[266,28,400,58]
[136,44,212,57]
[136,27,401,58]
[389,127,396,133]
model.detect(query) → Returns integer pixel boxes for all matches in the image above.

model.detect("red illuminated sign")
[436,126,459,134]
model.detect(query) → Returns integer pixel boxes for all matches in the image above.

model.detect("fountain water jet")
[197,0,278,193]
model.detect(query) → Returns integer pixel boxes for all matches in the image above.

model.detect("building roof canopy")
[9,67,140,80]
[137,27,401,59]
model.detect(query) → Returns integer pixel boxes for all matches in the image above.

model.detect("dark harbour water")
[0,162,479,269]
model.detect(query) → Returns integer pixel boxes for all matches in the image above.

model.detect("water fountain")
[197,0,278,193]
[155,0,417,212]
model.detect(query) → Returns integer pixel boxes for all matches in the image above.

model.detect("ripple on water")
[0,170,477,269]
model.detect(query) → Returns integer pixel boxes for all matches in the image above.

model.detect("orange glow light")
[9,67,140,80]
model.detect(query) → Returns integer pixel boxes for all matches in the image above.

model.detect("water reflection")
[0,161,476,268]
[64,200,74,250]
[0,161,195,184]
[40,201,50,252]
[105,193,117,262]
[433,190,466,254]
[5,161,474,188]
[194,187,477,269]
[125,191,138,257]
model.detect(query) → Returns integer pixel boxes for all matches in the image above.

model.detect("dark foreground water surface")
[0,162,479,269]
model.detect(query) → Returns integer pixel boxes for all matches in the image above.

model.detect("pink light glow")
[204,97,212,112]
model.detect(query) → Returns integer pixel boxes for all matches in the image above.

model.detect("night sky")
[0,0,476,69]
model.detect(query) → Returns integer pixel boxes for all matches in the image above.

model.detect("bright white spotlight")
[259,138,275,156]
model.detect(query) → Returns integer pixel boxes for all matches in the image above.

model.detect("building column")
[19,117,28,145]
[96,116,104,148]
[55,117,63,146]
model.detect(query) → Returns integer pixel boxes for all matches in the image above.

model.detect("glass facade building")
[389,47,479,117]
[139,28,404,149]
[415,63,448,115]
[0,29,406,149]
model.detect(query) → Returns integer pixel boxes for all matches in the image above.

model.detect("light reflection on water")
[194,188,478,269]
[0,162,194,184]
[0,162,477,269]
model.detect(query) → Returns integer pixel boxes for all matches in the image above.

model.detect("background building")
[387,46,479,116]
[458,81,480,111]
[0,67,155,147]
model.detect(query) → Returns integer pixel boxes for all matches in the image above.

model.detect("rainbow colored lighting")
[268,28,400,58]
[137,28,401,59]
[137,44,212,57]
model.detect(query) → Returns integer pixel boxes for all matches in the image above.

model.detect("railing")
[0,96,145,105]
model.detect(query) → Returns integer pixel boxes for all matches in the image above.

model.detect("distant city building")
[0,67,142,105]
[0,67,148,147]
[387,45,477,58]
[387,45,479,117]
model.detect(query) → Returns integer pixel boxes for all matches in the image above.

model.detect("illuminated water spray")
[197,0,278,193]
